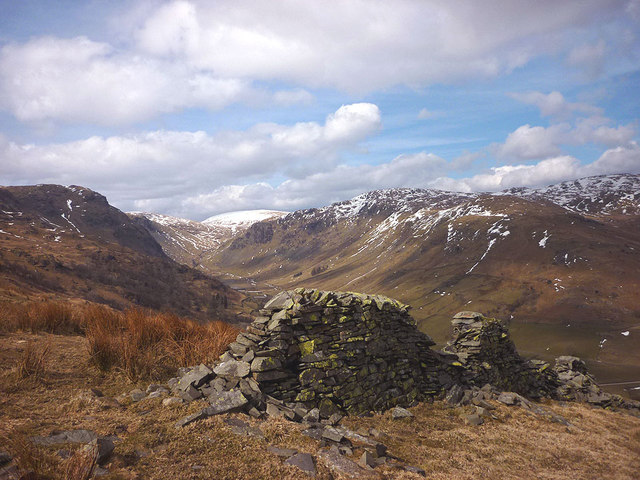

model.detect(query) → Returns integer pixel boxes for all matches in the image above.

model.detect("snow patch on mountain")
[505,174,640,215]
[203,210,288,233]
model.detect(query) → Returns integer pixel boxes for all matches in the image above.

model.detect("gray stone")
[177,368,213,391]
[359,451,376,469]
[267,446,298,457]
[179,384,202,402]
[32,429,98,446]
[303,408,320,424]
[175,409,209,428]
[464,413,484,426]
[146,384,165,394]
[402,465,426,477]
[147,388,169,399]
[162,397,184,407]
[84,437,115,465]
[391,407,413,420]
[223,418,264,439]
[284,453,316,477]
[318,447,381,479]
[253,370,289,382]
[453,311,484,320]
[213,360,251,378]
[251,356,282,372]
[264,291,294,311]
[445,385,465,405]
[322,427,344,443]
[266,403,285,418]
[207,390,248,415]
[327,413,343,425]
[129,389,146,402]
[241,350,255,363]
[497,392,518,405]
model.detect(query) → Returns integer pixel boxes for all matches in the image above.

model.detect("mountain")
[203,209,289,232]
[128,210,288,268]
[0,184,242,321]
[188,174,638,385]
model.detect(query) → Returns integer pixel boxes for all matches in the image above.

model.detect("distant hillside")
[128,210,287,270]
[0,184,242,321]
[199,174,639,383]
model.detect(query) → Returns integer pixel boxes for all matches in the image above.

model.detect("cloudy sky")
[1,0,639,219]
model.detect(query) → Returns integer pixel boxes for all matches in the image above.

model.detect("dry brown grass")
[62,444,97,480]
[0,301,84,335]
[14,340,50,384]
[0,428,48,476]
[84,305,239,381]
[1,301,239,382]
[0,332,639,480]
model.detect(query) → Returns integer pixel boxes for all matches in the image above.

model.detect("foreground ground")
[1,332,639,480]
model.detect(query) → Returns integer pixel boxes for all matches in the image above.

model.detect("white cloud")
[497,124,567,159]
[174,143,640,217]
[418,108,437,120]
[430,143,640,192]
[0,103,382,217]
[0,36,262,125]
[1,1,637,126]
[508,91,600,118]
[495,100,637,161]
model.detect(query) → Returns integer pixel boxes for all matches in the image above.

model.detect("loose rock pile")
[554,355,630,408]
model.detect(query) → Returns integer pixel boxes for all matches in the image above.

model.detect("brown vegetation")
[84,304,239,381]
[1,300,239,381]
[14,340,51,383]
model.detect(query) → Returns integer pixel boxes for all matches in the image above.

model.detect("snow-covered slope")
[129,209,288,266]
[203,209,288,233]
[505,174,640,215]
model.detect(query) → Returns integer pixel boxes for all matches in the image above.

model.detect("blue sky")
[0,0,639,219]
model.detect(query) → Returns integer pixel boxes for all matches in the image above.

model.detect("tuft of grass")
[62,444,97,480]
[0,428,48,477]
[0,300,239,380]
[84,305,239,381]
[14,340,50,383]
[0,301,84,335]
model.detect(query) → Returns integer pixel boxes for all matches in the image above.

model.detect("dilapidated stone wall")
[224,288,455,417]
[167,289,638,428]
[442,311,558,398]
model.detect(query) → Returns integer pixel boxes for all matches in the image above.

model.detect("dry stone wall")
[442,311,558,398]
[224,288,456,417]
[166,289,639,428]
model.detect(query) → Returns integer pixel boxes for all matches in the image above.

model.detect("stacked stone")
[442,311,557,397]
[170,288,456,423]
[553,356,638,409]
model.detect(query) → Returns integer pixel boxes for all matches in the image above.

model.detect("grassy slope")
[1,332,639,480]
[207,198,640,385]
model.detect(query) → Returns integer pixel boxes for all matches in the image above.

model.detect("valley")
[133,174,640,392]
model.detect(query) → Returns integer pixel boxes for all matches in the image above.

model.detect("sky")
[0,0,639,220]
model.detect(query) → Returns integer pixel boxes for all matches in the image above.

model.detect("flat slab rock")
[318,447,383,479]
[284,453,316,477]
[213,360,250,378]
[207,389,248,414]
